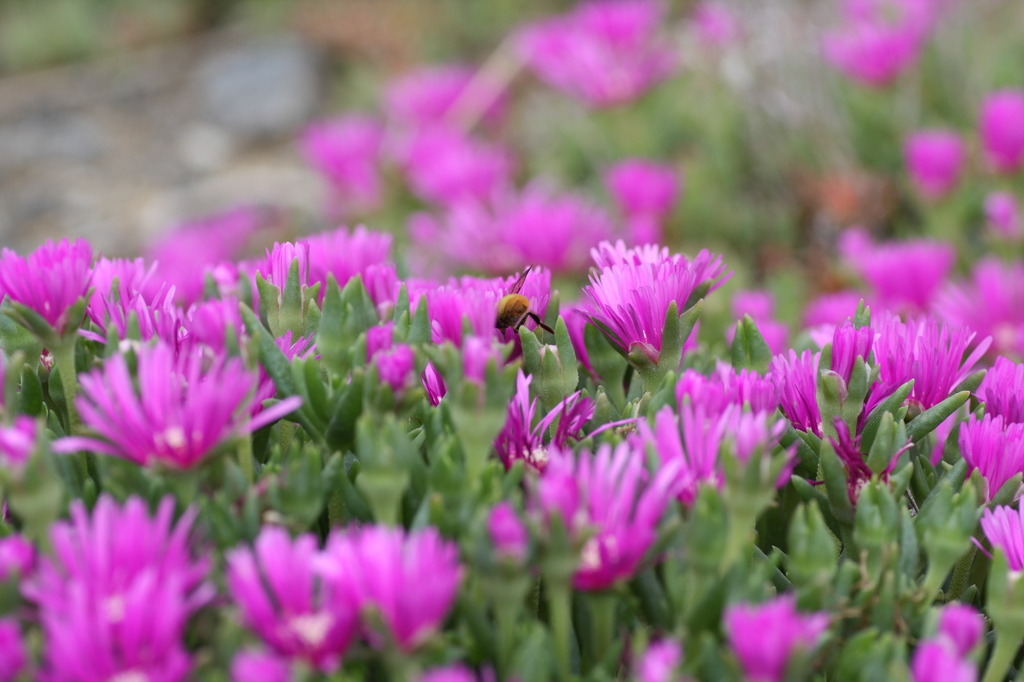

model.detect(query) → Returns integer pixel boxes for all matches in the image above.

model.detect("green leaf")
[906,391,969,443]
[730,314,772,374]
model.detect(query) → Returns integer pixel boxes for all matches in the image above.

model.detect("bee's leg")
[527,312,555,335]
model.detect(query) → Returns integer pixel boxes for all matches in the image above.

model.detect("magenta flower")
[411,185,614,275]
[979,90,1024,174]
[840,229,955,315]
[516,0,677,108]
[488,502,529,562]
[677,366,779,415]
[562,304,597,379]
[231,650,292,682]
[0,238,92,335]
[960,414,1024,502]
[84,284,184,347]
[830,319,874,387]
[910,641,976,682]
[637,639,683,682]
[397,125,513,208]
[605,159,679,245]
[803,290,863,327]
[577,244,728,363]
[144,207,260,306]
[830,417,908,503]
[872,313,989,412]
[980,357,1024,424]
[22,495,212,682]
[0,620,26,682]
[227,527,359,669]
[374,344,416,394]
[723,595,829,682]
[904,130,966,199]
[771,349,822,437]
[532,442,681,590]
[54,341,301,468]
[0,416,37,469]
[692,1,740,47]
[319,526,462,652]
[305,226,394,304]
[88,256,153,311]
[384,64,505,128]
[936,257,1024,357]
[183,297,244,353]
[258,241,311,293]
[981,504,1024,570]
[422,362,448,406]
[822,0,934,87]
[936,603,984,657]
[425,286,498,347]
[495,371,594,471]
[985,192,1021,240]
[301,115,384,216]
[0,535,35,580]
[462,335,504,385]
[420,665,477,682]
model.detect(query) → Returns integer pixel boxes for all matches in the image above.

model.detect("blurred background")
[0,0,1022,340]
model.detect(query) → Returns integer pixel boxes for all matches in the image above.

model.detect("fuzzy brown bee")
[495,267,555,334]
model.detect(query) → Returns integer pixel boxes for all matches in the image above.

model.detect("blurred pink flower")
[980,356,1024,424]
[397,125,513,207]
[723,596,829,682]
[803,290,864,328]
[231,650,292,682]
[422,362,448,406]
[729,290,789,355]
[637,639,683,682]
[822,0,935,87]
[0,238,92,335]
[979,90,1024,174]
[411,185,614,275]
[301,115,385,216]
[936,603,984,658]
[910,641,976,682]
[0,416,37,470]
[488,501,529,562]
[420,665,477,682]
[0,620,26,682]
[516,0,677,108]
[0,535,34,581]
[383,64,506,128]
[904,130,966,199]
[936,257,1024,357]
[692,2,741,48]
[319,526,462,652]
[227,527,359,669]
[985,192,1021,239]
[982,503,1024,569]
[305,226,394,304]
[374,344,416,394]
[54,341,301,468]
[23,495,212,682]
[532,442,681,590]
[960,414,1024,502]
[605,159,679,245]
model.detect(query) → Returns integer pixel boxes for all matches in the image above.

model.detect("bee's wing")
[507,265,532,295]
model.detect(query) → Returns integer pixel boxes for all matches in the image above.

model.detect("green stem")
[51,339,80,432]
[278,420,296,454]
[587,590,617,673]
[237,434,255,484]
[494,575,529,680]
[548,578,573,682]
[947,545,977,601]
[327,490,345,527]
[982,634,1019,682]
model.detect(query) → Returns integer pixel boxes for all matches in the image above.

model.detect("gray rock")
[197,37,320,139]
[0,113,107,173]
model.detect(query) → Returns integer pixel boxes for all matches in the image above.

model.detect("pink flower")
[144,207,260,306]
[0,238,92,334]
[0,620,26,682]
[840,228,955,314]
[985,192,1021,239]
[420,665,477,682]
[677,366,779,415]
[422,362,448,406]
[723,595,829,682]
[227,527,359,669]
[771,349,822,437]
[22,496,212,682]
[637,639,683,682]
[910,641,976,682]
[301,115,384,216]
[488,502,529,562]
[398,125,513,207]
[0,416,37,469]
[981,504,1024,570]
[936,603,984,657]
[980,357,1024,424]
[822,0,934,87]
[531,442,681,590]
[495,371,595,471]
[830,319,874,387]
[384,64,506,128]
[319,526,462,652]
[605,160,678,219]
[904,130,966,199]
[960,414,1024,502]
[0,535,35,581]
[936,257,1024,357]
[979,90,1024,174]
[231,650,292,682]
[516,0,677,108]
[374,345,416,394]
[84,285,184,347]
[54,342,301,468]
[577,243,728,363]
[411,185,615,275]
[872,313,989,412]
[691,2,740,48]
[803,290,864,328]
[305,226,394,304]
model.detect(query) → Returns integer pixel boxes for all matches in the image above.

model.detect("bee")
[496,266,555,334]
